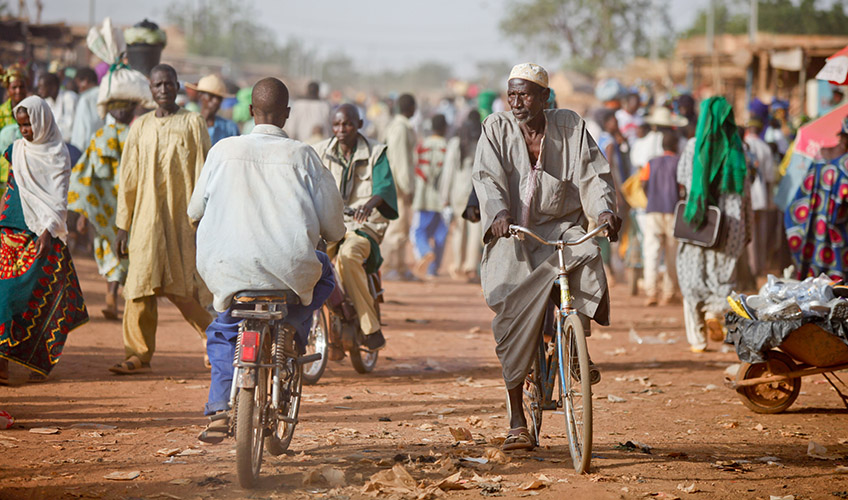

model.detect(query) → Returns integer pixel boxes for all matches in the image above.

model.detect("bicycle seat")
[233,290,300,304]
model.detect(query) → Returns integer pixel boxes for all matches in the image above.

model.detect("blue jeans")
[411,210,448,275]
[204,251,335,415]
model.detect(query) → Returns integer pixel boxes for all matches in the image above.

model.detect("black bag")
[673,201,724,248]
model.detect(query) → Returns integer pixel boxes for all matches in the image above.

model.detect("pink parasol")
[794,102,848,159]
[816,45,848,86]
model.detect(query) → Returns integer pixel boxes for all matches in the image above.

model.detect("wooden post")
[758,50,769,97]
[799,50,807,117]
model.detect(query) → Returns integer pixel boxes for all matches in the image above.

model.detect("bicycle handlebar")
[508,223,610,247]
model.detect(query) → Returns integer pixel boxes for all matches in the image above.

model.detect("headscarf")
[11,96,72,241]
[0,63,30,89]
[684,96,747,225]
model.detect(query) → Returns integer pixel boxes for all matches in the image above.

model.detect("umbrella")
[816,45,848,86]
[794,102,848,159]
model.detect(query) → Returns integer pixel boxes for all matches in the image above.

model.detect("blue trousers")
[204,251,335,415]
[411,210,448,275]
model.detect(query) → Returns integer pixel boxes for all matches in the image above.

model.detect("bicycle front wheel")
[558,314,592,474]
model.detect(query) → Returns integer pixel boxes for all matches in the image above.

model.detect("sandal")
[706,318,725,342]
[109,355,151,375]
[197,411,229,444]
[502,427,535,451]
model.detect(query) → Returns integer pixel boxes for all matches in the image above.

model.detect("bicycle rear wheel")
[558,314,592,474]
[235,324,271,488]
[266,327,303,455]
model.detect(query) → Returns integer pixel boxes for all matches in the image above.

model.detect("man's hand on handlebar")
[598,211,622,242]
[491,209,515,239]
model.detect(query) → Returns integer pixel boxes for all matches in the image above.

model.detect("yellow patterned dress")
[68,123,129,284]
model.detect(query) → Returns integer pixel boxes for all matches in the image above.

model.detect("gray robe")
[472,109,616,388]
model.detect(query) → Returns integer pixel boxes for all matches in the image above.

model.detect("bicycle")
[227,290,322,488]
[506,222,609,474]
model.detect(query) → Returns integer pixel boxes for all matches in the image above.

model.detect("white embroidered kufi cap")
[508,63,549,88]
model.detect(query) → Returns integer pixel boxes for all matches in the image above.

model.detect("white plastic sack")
[96,69,155,118]
[88,17,155,117]
[87,17,124,64]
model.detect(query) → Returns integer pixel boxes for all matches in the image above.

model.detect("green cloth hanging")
[684,96,747,225]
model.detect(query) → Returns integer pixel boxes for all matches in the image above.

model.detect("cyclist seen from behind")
[313,103,398,355]
[471,63,621,451]
[188,78,346,443]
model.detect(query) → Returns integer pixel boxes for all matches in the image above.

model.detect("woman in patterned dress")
[0,96,88,383]
[68,100,138,319]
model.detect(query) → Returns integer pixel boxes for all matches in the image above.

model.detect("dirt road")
[2,253,847,500]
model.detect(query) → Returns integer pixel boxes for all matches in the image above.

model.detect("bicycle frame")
[510,223,609,408]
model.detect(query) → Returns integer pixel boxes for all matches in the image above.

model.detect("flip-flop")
[109,356,151,375]
[197,412,229,444]
[502,427,535,451]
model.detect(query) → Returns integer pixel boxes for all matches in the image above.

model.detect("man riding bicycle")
[471,63,621,451]
[313,103,398,354]
[188,78,346,443]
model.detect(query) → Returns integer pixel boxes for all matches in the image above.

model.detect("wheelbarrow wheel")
[736,351,801,414]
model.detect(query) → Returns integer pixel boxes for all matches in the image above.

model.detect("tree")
[499,0,672,73]
[685,0,848,37]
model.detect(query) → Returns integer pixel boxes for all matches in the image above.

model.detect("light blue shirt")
[207,116,240,146]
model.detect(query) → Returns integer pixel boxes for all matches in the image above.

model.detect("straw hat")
[186,74,231,98]
[644,106,688,127]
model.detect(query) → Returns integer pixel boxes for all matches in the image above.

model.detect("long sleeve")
[371,150,398,220]
[188,147,214,223]
[471,122,510,242]
[115,122,140,231]
[385,119,413,195]
[576,121,616,221]
[307,149,346,243]
[440,137,460,206]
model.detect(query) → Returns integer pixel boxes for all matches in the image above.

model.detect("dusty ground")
[2,251,848,500]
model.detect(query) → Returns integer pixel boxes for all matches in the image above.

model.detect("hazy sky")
[38,0,711,77]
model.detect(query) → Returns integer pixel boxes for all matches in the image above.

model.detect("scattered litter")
[418,423,436,432]
[807,440,840,460]
[754,423,766,432]
[703,384,719,391]
[677,483,698,494]
[29,427,60,435]
[449,427,473,442]
[722,421,739,429]
[334,406,353,410]
[712,460,748,472]
[103,470,140,481]
[519,474,552,490]
[361,464,439,498]
[838,466,848,473]
[483,447,510,464]
[168,478,191,485]
[163,457,187,464]
[154,448,181,457]
[604,347,627,356]
[0,411,13,429]
[177,448,205,457]
[644,493,680,500]
[615,441,652,454]
[378,417,392,422]
[459,456,488,465]
[769,496,795,500]
[755,456,781,463]
[435,471,473,491]
[321,467,346,487]
[629,328,677,344]
[666,452,688,459]
[724,364,741,378]
[435,407,456,415]
[70,423,117,430]
[405,318,430,324]
[607,395,627,403]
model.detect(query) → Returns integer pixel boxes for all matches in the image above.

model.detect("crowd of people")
[1,17,847,453]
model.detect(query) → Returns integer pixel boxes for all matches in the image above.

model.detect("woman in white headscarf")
[0,96,89,384]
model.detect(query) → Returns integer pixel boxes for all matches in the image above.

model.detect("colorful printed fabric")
[68,123,129,283]
[0,147,89,375]
[0,99,14,129]
[785,154,848,280]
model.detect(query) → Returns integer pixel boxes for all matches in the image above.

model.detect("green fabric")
[232,86,253,123]
[684,96,747,225]
[371,150,398,220]
[354,230,383,274]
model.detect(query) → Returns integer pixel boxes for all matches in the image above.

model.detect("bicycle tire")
[350,345,379,373]
[235,325,271,488]
[558,314,592,474]
[302,309,329,385]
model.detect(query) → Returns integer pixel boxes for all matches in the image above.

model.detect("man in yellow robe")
[110,64,213,374]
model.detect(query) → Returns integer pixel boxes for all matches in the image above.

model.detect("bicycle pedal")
[209,411,229,422]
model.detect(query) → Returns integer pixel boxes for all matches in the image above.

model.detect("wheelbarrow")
[726,324,848,413]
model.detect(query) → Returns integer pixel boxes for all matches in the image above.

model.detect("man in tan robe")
[110,64,213,374]
[472,63,621,450]
[380,94,417,280]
